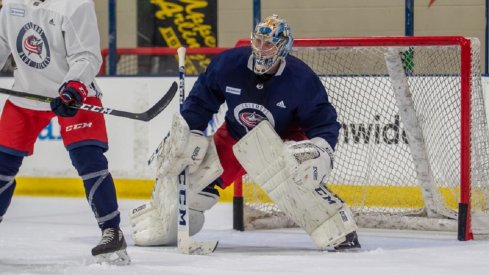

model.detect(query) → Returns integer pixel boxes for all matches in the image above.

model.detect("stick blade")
[141,81,178,121]
[178,234,218,255]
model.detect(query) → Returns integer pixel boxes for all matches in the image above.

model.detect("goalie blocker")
[233,121,360,250]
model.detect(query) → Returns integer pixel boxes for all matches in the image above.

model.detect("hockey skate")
[332,231,361,252]
[92,227,131,265]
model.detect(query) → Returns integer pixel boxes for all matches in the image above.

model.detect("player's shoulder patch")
[9,7,25,17]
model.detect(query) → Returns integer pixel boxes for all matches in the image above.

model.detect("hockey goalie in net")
[129,14,360,251]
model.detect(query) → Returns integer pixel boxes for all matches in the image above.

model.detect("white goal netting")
[237,37,489,239]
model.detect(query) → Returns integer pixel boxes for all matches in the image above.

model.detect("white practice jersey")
[0,0,102,110]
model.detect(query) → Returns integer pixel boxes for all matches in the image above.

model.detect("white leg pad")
[130,142,222,246]
[130,176,219,246]
[129,202,166,246]
[309,205,358,248]
[129,177,179,246]
[233,121,358,249]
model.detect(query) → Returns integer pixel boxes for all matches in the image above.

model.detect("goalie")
[130,14,360,251]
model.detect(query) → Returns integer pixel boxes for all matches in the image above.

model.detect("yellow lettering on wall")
[151,0,184,20]
[150,0,217,74]
[181,0,208,14]
[159,26,182,48]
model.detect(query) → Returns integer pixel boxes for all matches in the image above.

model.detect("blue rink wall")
[1,76,489,202]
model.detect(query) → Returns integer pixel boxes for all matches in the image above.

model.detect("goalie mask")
[251,14,293,75]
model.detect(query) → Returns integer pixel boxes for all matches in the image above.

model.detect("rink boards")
[0,76,489,205]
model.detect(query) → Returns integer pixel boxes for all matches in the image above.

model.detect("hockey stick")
[0,82,178,122]
[176,47,219,255]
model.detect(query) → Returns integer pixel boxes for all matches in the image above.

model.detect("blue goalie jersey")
[181,46,341,149]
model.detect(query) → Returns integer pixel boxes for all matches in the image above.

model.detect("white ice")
[1,197,488,275]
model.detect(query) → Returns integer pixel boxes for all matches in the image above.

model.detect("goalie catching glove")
[284,137,334,188]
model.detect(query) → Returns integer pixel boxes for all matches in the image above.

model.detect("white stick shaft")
[177,47,186,108]
[176,46,218,255]
[178,47,186,68]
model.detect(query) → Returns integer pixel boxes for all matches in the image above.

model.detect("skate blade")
[94,249,131,265]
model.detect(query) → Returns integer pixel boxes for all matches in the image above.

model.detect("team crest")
[234,103,275,132]
[16,22,51,69]
[24,35,43,56]
[239,112,266,128]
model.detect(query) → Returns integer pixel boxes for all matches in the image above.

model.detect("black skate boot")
[92,227,131,265]
[333,231,361,252]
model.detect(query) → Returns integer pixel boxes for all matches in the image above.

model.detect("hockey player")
[0,0,130,265]
[130,14,361,251]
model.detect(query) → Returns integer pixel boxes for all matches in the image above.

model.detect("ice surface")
[1,197,488,275]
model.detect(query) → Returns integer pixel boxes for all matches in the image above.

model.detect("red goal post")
[233,36,489,241]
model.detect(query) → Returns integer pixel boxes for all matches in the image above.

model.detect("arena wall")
[1,75,489,201]
[94,1,485,66]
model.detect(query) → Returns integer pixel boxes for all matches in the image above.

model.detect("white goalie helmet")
[251,14,294,75]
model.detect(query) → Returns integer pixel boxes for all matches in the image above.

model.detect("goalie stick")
[176,46,219,255]
[0,82,178,122]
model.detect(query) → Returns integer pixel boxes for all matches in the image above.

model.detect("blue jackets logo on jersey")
[234,103,275,132]
[24,35,43,55]
[239,112,265,128]
[16,22,51,69]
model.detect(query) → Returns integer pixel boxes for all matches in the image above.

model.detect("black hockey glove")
[50,81,88,117]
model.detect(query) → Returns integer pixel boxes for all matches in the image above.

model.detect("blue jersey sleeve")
[180,54,226,131]
[297,75,341,149]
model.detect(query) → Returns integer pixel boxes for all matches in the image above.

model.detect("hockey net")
[233,37,489,240]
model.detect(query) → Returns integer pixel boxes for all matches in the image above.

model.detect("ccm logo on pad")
[65,122,93,132]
